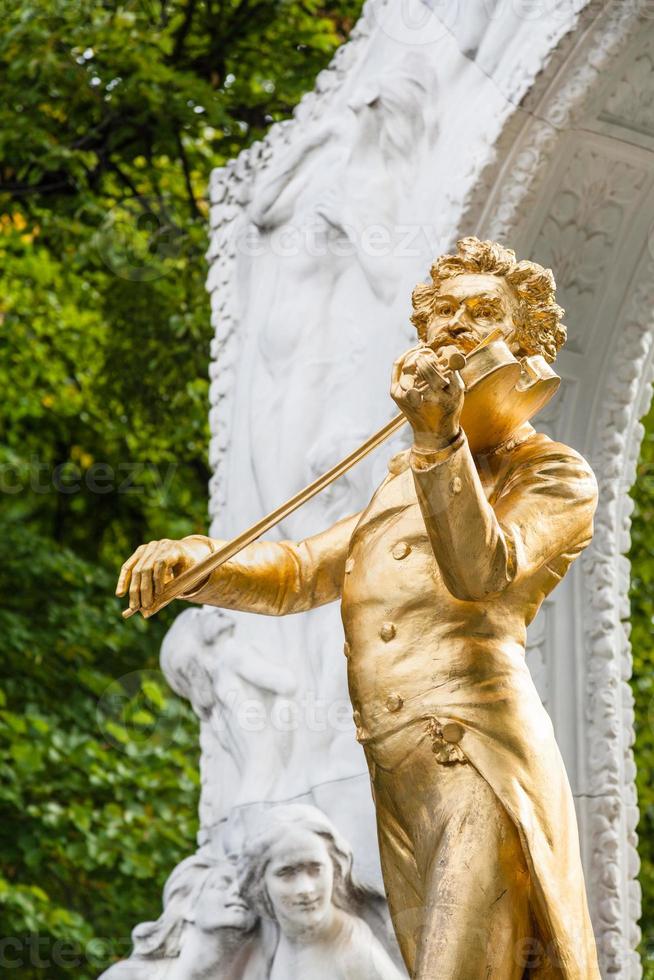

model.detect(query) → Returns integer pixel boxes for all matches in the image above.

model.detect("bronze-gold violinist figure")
[117,238,601,979]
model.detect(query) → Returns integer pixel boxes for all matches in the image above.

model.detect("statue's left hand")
[391,345,464,452]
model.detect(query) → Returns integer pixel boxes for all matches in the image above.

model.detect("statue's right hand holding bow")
[116,535,213,614]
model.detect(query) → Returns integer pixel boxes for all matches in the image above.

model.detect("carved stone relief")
[602,39,654,139]
[529,141,649,353]
[99,805,404,980]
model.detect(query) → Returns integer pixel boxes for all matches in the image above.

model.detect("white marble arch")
[109,1,654,977]
[464,10,654,974]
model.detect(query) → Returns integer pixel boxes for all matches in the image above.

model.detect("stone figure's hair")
[130,854,256,964]
[373,54,438,163]
[238,805,377,923]
[130,853,215,959]
[411,236,566,362]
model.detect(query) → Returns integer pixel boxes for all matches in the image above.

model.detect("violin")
[122,329,559,619]
[458,333,559,453]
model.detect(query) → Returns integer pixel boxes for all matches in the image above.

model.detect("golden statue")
[117,238,601,979]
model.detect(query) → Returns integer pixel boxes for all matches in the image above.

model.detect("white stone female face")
[263,829,335,934]
[195,866,256,932]
[424,273,520,354]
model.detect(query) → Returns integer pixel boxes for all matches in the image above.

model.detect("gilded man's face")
[424,273,520,354]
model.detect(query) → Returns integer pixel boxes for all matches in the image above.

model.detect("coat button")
[380,622,396,642]
[385,693,403,713]
[343,641,351,658]
[345,557,355,574]
[392,541,411,560]
[442,722,464,744]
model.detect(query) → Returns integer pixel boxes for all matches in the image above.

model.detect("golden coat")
[187,423,600,978]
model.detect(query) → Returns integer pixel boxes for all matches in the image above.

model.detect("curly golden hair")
[411,237,566,363]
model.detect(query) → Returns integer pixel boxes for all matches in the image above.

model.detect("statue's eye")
[475,305,499,320]
[435,303,455,317]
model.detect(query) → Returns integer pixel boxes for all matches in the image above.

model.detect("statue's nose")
[448,307,467,331]
[295,873,316,897]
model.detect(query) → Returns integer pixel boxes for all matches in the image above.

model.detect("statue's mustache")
[429,326,481,353]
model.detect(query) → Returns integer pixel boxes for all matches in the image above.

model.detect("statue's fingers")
[403,350,427,374]
[392,344,423,382]
[416,357,448,391]
[133,540,158,574]
[445,369,465,394]
[390,380,409,406]
[405,388,423,409]
[153,541,179,595]
[129,569,142,611]
[153,553,168,597]
[116,544,145,597]
[140,566,154,609]
[416,347,441,366]
[399,371,416,393]
[133,541,160,608]
[391,355,407,387]
[391,381,418,412]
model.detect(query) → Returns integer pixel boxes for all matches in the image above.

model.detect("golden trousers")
[365,721,542,980]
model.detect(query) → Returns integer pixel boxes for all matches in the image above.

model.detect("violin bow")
[122,330,501,620]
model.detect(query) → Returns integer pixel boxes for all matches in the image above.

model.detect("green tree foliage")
[630,399,654,978]
[0,1,361,976]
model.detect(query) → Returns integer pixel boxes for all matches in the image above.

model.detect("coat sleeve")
[177,510,361,616]
[410,430,598,602]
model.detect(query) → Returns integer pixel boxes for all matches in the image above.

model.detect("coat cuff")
[409,430,466,471]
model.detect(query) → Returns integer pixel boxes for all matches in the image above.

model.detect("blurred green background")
[0,1,652,977]
[0,1,361,975]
